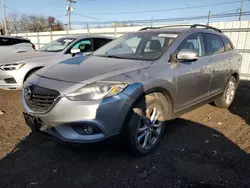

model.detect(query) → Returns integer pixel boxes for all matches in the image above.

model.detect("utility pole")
[1,0,8,35]
[67,0,76,32]
[239,0,244,21]
[207,11,211,25]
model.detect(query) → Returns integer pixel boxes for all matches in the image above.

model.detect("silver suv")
[22,24,242,156]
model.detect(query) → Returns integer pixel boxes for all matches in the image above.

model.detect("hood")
[36,56,152,84]
[0,51,57,65]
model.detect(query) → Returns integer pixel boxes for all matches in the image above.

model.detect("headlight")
[0,63,25,71]
[66,82,128,101]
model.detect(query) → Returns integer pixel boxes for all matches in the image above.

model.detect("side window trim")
[219,36,226,53]
[202,33,210,56]
[221,37,234,52]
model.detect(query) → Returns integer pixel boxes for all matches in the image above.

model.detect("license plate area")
[23,113,43,131]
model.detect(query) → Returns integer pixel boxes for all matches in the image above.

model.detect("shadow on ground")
[0,118,249,188]
[229,80,250,125]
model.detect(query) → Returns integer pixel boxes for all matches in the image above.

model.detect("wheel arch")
[120,82,175,135]
[232,71,240,84]
[23,66,43,82]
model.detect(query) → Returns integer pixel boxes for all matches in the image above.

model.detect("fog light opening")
[84,126,94,134]
[71,124,101,135]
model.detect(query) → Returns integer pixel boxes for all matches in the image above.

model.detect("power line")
[72,12,106,20]
[69,11,250,25]
[81,0,243,15]
[36,0,64,13]
[4,6,28,16]
[5,6,66,19]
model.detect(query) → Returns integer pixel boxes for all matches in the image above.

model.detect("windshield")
[39,37,76,52]
[93,32,179,61]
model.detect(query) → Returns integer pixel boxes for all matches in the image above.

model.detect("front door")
[174,33,212,110]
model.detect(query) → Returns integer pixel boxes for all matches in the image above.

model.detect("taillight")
[31,43,36,50]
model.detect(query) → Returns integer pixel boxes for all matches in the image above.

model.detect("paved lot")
[0,81,250,188]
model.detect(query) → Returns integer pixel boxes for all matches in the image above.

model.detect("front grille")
[24,85,60,113]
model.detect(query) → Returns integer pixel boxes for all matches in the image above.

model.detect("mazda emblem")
[24,87,32,100]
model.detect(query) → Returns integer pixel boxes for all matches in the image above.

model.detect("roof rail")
[190,24,222,33]
[139,24,192,31]
[139,24,222,33]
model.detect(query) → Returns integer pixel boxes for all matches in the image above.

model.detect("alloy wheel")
[137,107,163,150]
[225,80,236,105]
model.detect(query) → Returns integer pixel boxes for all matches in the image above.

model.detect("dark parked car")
[23,24,242,156]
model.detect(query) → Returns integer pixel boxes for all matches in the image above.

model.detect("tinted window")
[94,38,110,50]
[12,38,29,45]
[204,34,225,55]
[222,37,233,51]
[71,39,93,52]
[0,37,13,46]
[178,33,205,57]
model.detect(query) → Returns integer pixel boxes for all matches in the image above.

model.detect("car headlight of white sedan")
[0,63,25,71]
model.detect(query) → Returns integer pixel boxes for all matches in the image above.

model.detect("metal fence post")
[66,24,69,36]
[50,27,53,42]
[37,32,40,49]
[114,22,117,38]
[87,23,90,35]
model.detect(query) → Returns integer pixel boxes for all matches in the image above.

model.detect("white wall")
[12,21,250,79]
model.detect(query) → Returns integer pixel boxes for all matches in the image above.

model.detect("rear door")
[203,33,230,96]
[174,33,211,110]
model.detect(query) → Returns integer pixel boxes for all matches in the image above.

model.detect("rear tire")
[125,93,171,156]
[214,76,237,108]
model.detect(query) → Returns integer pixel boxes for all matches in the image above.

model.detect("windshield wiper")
[94,55,124,59]
[106,55,123,59]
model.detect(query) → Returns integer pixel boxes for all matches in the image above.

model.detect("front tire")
[214,76,237,108]
[125,93,170,156]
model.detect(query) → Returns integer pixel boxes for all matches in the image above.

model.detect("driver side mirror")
[177,49,198,61]
[70,48,81,57]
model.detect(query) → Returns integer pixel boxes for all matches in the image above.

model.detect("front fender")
[123,79,176,110]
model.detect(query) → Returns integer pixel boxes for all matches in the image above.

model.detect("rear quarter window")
[13,38,30,45]
[222,37,234,51]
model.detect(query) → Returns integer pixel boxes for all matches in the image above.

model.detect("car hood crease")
[36,56,153,84]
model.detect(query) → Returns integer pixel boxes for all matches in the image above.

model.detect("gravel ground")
[0,81,250,188]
